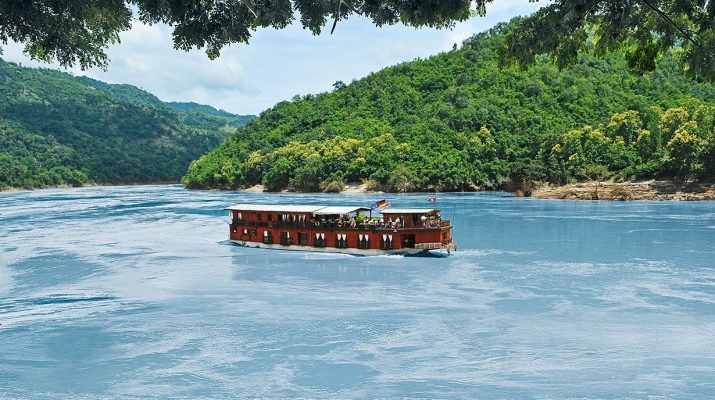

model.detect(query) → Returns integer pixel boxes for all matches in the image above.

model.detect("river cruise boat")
[225,204,457,255]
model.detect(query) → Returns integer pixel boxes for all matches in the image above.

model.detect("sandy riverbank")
[237,180,715,200]
[529,180,715,201]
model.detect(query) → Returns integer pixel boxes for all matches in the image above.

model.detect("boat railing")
[233,219,270,228]
[271,221,310,229]
[234,219,450,231]
[415,242,442,250]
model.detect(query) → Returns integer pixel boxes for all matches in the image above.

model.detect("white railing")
[415,242,442,250]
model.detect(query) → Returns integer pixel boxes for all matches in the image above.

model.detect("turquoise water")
[1,185,714,399]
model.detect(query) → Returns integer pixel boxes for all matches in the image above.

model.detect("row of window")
[230,212,309,223]
[232,226,399,249]
[255,213,307,222]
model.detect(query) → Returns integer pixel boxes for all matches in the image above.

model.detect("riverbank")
[529,180,715,201]
[6,180,715,201]
[0,181,181,193]
[259,180,715,201]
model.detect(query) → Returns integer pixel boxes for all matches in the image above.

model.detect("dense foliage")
[183,21,715,192]
[544,102,715,186]
[0,59,252,190]
[1,1,713,81]
[502,0,715,81]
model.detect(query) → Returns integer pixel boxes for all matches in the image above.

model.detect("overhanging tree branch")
[639,0,699,47]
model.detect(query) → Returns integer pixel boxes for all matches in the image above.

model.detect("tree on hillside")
[577,163,611,199]
[0,0,712,80]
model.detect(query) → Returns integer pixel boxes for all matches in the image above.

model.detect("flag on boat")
[371,199,390,210]
[428,196,437,203]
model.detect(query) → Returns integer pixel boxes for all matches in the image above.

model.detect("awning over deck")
[380,208,439,214]
[225,204,438,216]
[225,204,325,213]
[312,206,370,215]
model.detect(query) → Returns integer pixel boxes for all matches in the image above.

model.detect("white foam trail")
[0,266,14,296]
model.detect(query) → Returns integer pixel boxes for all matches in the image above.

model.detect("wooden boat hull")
[229,240,450,256]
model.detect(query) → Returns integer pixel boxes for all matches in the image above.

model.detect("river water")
[1,185,714,399]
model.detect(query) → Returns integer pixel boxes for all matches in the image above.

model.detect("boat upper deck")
[225,204,448,231]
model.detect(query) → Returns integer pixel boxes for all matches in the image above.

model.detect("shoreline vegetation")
[8,180,715,201]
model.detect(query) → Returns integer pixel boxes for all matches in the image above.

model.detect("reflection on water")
[1,185,714,398]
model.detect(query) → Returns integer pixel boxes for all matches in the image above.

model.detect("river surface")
[1,185,714,399]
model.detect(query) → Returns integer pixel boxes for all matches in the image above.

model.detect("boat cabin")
[380,208,443,229]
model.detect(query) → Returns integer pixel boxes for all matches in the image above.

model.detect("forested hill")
[183,20,715,193]
[0,59,255,190]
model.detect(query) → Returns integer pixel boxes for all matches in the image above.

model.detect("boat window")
[298,232,308,245]
[263,230,273,244]
[336,233,348,248]
[280,231,290,245]
[380,234,393,250]
[267,213,273,221]
[314,233,326,247]
[257,213,262,221]
[358,234,370,249]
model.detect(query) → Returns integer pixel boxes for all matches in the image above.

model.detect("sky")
[1,2,544,115]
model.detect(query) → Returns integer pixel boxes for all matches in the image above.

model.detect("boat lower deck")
[230,240,449,256]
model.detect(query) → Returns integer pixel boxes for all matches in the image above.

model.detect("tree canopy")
[0,1,713,80]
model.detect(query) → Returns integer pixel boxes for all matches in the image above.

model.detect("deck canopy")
[225,204,439,217]
[225,204,325,213]
[380,208,439,215]
[312,206,370,216]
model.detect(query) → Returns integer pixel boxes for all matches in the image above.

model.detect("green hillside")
[0,59,254,190]
[183,20,715,192]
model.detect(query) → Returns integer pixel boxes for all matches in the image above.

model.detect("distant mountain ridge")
[0,58,256,190]
[76,77,256,130]
[167,102,255,126]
